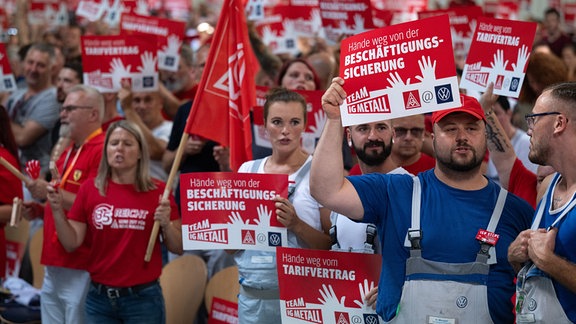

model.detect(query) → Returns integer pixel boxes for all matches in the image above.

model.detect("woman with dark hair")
[46,120,182,323]
[277,58,322,91]
[0,106,23,279]
[234,88,331,322]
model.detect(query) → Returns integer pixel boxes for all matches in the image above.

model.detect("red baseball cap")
[431,94,485,124]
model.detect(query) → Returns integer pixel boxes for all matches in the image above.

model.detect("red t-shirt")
[509,158,537,208]
[41,132,104,269]
[68,179,179,287]
[102,116,125,132]
[403,153,435,175]
[0,148,23,276]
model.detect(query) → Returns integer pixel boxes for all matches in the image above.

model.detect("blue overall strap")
[532,173,576,230]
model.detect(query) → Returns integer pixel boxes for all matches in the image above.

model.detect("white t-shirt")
[238,155,322,248]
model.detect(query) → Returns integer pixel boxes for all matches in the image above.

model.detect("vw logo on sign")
[268,232,281,246]
[435,84,453,104]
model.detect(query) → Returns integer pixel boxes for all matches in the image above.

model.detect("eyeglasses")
[524,111,561,129]
[394,127,424,138]
[60,105,93,113]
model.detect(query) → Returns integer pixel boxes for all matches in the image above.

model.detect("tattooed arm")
[479,84,517,189]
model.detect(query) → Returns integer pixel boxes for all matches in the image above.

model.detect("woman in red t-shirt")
[0,106,24,280]
[47,120,182,323]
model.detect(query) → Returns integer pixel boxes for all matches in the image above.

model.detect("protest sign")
[0,43,16,92]
[253,1,322,55]
[460,16,537,98]
[81,34,158,93]
[120,13,186,71]
[277,247,383,323]
[208,297,239,324]
[483,1,520,20]
[180,172,289,251]
[339,14,460,127]
[76,0,106,21]
[419,6,482,67]
[252,86,326,154]
[28,0,67,27]
[319,0,374,44]
[371,0,426,26]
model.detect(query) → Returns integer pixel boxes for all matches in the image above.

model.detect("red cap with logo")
[431,94,485,124]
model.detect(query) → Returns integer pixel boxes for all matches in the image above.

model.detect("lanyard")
[59,128,102,188]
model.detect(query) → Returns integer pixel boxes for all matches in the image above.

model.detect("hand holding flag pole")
[144,131,189,262]
[144,0,257,261]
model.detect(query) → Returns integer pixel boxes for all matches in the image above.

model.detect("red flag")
[184,0,256,171]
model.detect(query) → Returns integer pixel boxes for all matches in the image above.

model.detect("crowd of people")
[0,1,575,323]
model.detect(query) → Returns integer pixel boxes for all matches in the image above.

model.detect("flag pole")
[144,132,190,262]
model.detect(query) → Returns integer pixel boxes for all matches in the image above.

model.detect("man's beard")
[435,142,483,172]
[353,138,392,166]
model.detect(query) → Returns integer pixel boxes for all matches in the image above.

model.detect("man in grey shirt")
[7,42,60,176]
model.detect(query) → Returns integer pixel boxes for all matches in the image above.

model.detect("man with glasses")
[25,85,105,324]
[312,77,533,323]
[508,82,576,323]
[390,114,435,175]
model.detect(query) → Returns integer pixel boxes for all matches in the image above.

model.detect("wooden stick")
[144,132,190,262]
[10,197,22,227]
[0,157,29,185]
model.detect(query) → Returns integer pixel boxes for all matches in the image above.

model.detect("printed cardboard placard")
[319,0,375,44]
[76,0,106,21]
[371,0,426,26]
[120,13,186,72]
[28,0,68,27]
[252,86,326,154]
[418,6,483,66]
[208,297,239,324]
[339,14,460,127]
[460,16,537,98]
[5,240,24,278]
[483,1,520,20]
[180,172,289,251]
[253,2,321,55]
[277,247,383,323]
[0,43,16,92]
[81,34,159,93]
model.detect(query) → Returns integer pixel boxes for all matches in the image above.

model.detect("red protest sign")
[277,247,382,323]
[120,13,186,71]
[254,4,320,55]
[460,16,537,98]
[180,172,289,251]
[319,0,374,44]
[208,297,239,324]
[419,6,483,67]
[28,0,68,27]
[76,0,106,21]
[81,34,159,93]
[0,43,16,92]
[339,14,460,126]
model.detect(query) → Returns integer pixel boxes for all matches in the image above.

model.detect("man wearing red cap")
[311,77,533,323]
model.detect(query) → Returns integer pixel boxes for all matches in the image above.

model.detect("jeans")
[85,282,165,324]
